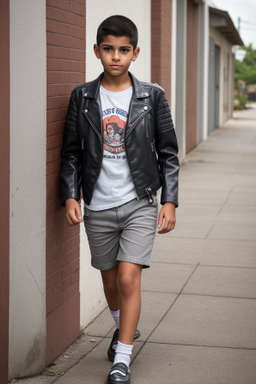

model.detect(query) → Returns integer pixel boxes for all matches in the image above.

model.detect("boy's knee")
[103,279,118,296]
[117,272,139,297]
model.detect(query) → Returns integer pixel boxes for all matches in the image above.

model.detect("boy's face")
[94,35,140,78]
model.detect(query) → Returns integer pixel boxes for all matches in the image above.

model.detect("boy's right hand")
[65,198,83,226]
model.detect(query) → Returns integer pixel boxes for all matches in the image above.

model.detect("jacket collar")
[83,72,150,100]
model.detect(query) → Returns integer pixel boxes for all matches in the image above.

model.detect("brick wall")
[0,1,10,381]
[186,0,199,153]
[46,0,86,364]
[151,0,172,103]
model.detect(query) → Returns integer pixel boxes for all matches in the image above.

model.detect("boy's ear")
[94,44,101,59]
[132,47,140,62]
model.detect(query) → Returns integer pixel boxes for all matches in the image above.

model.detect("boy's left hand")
[157,202,176,234]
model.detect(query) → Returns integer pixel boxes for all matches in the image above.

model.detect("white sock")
[110,309,120,329]
[113,341,133,368]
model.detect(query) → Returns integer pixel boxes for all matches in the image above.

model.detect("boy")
[60,15,179,384]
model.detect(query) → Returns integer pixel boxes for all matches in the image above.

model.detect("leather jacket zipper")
[150,139,155,152]
[146,187,154,204]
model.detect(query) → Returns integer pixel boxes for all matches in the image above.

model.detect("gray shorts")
[83,196,158,271]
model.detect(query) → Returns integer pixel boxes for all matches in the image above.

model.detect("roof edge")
[209,6,244,46]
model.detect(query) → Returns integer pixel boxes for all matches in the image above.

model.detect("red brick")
[47,160,60,176]
[73,0,85,5]
[63,281,79,301]
[47,58,85,73]
[48,45,85,61]
[62,247,80,266]
[47,269,63,289]
[47,109,66,125]
[62,237,80,255]
[47,83,75,97]
[63,259,79,279]
[47,31,85,50]
[47,257,63,278]
[47,282,62,303]
[46,0,85,17]
[46,219,65,241]
[47,199,61,216]
[46,294,80,365]
[47,19,85,40]
[47,172,60,189]
[47,96,69,111]
[46,7,85,28]
[47,244,79,268]
[46,183,60,202]
[47,120,65,135]
[151,0,172,103]
[46,205,63,226]
[48,71,84,85]
[46,292,64,314]
[47,146,62,163]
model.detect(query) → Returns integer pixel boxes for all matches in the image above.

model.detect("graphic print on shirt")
[86,86,136,210]
[102,112,127,159]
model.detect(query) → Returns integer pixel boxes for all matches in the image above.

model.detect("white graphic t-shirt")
[87,85,137,210]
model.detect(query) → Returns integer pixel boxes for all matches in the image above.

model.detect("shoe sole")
[107,379,130,384]
[107,375,130,384]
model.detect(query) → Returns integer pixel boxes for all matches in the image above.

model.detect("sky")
[212,0,256,52]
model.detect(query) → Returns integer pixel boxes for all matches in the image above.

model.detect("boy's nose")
[112,49,120,61]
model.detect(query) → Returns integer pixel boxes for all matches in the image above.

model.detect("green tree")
[235,44,256,88]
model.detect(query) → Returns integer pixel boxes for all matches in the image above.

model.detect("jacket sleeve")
[155,90,179,207]
[60,89,83,206]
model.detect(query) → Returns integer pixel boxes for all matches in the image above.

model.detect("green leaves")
[235,44,256,88]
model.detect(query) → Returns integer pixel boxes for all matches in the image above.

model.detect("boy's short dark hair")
[97,15,138,50]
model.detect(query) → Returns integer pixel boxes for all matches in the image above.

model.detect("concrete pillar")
[175,0,187,159]
[0,1,10,382]
[198,1,209,141]
[171,0,177,124]
[9,0,46,378]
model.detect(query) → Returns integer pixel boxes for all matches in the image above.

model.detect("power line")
[240,18,256,27]
[241,26,256,30]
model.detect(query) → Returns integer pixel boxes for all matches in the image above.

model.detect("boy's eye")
[103,47,111,52]
[121,48,130,53]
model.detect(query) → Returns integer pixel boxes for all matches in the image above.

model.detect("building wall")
[209,27,234,126]
[81,0,151,328]
[46,0,86,364]
[175,0,187,160]
[197,1,209,143]
[9,0,47,378]
[0,1,10,382]
[186,0,199,153]
[151,0,172,103]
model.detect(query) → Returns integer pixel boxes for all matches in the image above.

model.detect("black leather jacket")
[60,72,179,207]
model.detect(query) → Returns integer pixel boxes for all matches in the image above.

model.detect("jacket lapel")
[82,74,103,137]
[126,73,151,137]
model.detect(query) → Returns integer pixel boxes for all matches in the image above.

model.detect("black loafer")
[107,328,141,362]
[107,362,130,384]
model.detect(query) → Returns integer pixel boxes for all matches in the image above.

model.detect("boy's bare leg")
[117,261,143,345]
[101,265,120,311]
[101,262,142,344]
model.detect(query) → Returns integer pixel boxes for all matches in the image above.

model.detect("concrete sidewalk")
[14,106,256,384]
